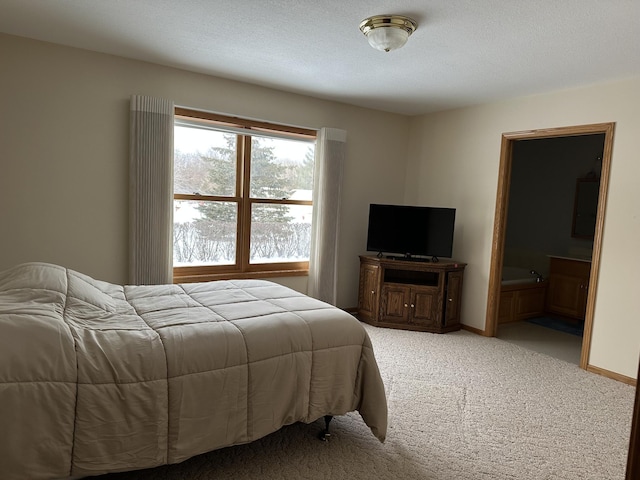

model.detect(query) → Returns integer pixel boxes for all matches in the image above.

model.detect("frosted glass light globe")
[365,27,410,52]
[359,15,417,53]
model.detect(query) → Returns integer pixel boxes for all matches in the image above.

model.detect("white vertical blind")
[307,128,347,305]
[129,95,174,285]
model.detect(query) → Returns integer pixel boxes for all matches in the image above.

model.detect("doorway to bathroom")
[485,123,615,370]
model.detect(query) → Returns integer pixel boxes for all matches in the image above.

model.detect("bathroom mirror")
[572,177,599,239]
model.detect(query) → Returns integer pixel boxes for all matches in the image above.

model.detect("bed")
[0,262,387,480]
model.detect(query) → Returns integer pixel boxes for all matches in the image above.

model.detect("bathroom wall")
[503,134,605,277]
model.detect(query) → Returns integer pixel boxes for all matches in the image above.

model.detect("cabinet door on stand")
[380,285,410,324]
[444,270,464,327]
[410,288,440,328]
[358,263,380,322]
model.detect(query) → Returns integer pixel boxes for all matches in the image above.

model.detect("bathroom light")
[359,15,418,52]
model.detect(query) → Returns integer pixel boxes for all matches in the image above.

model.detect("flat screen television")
[366,204,456,261]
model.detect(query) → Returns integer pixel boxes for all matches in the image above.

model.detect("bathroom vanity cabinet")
[357,255,466,333]
[545,256,591,320]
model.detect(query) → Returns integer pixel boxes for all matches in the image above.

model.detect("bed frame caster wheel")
[318,415,333,441]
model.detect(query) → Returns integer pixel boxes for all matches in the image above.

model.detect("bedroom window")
[172,108,316,282]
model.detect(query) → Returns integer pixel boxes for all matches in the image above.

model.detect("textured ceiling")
[1,0,639,115]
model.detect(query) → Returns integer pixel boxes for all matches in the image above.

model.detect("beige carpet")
[94,324,634,480]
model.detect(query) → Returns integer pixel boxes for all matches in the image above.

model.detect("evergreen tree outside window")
[173,108,316,282]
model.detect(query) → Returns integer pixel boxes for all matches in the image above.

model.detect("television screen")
[366,204,456,260]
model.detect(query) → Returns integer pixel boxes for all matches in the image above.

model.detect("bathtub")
[499,267,547,323]
[501,266,538,285]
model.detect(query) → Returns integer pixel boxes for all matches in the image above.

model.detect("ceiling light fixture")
[359,14,418,52]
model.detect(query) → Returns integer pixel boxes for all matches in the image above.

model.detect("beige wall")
[0,33,410,307]
[406,77,640,378]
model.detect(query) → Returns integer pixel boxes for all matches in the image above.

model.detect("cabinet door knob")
[411,304,415,308]
[371,290,375,294]
[448,298,453,302]
[404,303,408,307]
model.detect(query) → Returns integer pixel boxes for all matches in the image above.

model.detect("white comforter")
[0,263,387,479]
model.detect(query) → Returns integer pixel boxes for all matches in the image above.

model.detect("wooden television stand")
[357,255,466,333]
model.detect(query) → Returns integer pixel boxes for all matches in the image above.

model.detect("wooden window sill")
[173,269,309,284]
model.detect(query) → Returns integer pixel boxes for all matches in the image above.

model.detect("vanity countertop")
[548,255,592,263]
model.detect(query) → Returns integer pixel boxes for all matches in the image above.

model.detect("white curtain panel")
[129,95,174,285]
[308,128,347,305]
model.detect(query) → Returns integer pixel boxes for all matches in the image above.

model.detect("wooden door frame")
[627,359,640,478]
[484,122,615,370]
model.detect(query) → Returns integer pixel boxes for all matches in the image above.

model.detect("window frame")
[173,107,317,283]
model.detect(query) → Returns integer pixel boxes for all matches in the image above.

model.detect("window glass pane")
[250,137,315,201]
[174,125,237,196]
[249,203,313,264]
[173,199,237,266]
